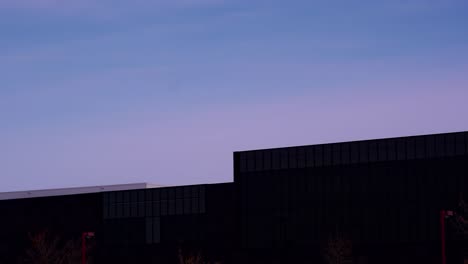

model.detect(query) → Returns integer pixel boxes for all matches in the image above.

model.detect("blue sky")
[1,0,468,191]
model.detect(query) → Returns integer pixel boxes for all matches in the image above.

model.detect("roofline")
[0,183,163,201]
[234,130,468,153]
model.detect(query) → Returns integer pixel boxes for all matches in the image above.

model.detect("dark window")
[378,140,387,161]
[160,200,167,216]
[184,198,191,214]
[184,186,191,198]
[323,144,332,166]
[445,134,456,156]
[109,204,116,219]
[145,217,153,244]
[200,186,206,213]
[272,150,280,170]
[138,202,145,217]
[255,151,263,171]
[289,148,297,168]
[145,201,152,217]
[466,133,468,154]
[350,142,359,163]
[425,135,436,158]
[455,133,465,155]
[103,194,109,219]
[435,135,445,157]
[176,187,183,199]
[145,189,152,201]
[332,144,341,166]
[315,146,323,167]
[116,202,123,218]
[176,198,183,215]
[123,202,130,218]
[130,201,137,217]
[240,155,247,173]
[192,196,199,213]
[130,191,137,203]
[306,147,315,167]
[152,201,161,216]
[192,186,199,197]
[263,150,272,170]
[247,151,255,172]
[359,142,369,162]
[396,139,406,160]
[297,147,306,168]
[168,200,175,215]
[341,143,350,165]
[415,137,425,159]
[153,217,160,243]
[369,141,378,162]
[161,189,167,200]
[280,149,288,169]
[387,139,396,161]
[152,189,160,201]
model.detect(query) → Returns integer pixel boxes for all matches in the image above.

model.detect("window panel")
[176,187,183,199]
[280,149,288,169]
[247,151,255,172]
[255,151,264,171]
[109,204,116,219]
[455,133,465,155]
[160,200,167,216]
[314,146,323,167]
[332,144,341,166]
[396,139,406,160]
[445,134,456,156]
[240,155,248,173]
[145,217,153,244]
[176,199,183,215]
[191,186,199,197]
[341,143,350,165]
[192,196,199,213]
[369,141,378,162]
[435,135,445,157]
[288,148,297,168]
[263,150,272,170]
[415,137,425,159]
[297,147,306,168]
[425,135,436,158]
[123,202,130,218]
[378,140,387,162]
[306,147,315,167]
[168,200,175,215]
[350,142,359,164]
[183,186,191,198]
[152,189,160,201]
[184,198,191,214]
[200,186,206,213]
[138,202,145,217]
[272,149,280,170]
[323,144,332,166]
[130,202,137,217]
[153,217,161,243]
[359,142,369,162]
[387,139,396,161]
[406,138,415,160]
[145,202,152,217]
[145,189,152,202]
[131,191,137,203]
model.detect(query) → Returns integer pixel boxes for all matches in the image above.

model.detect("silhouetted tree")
[24,230,79,264]
[323,230,353,264]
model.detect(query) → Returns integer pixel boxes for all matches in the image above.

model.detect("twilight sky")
[1,0,468,191]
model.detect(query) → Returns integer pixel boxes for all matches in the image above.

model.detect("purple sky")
[1,0,468,191]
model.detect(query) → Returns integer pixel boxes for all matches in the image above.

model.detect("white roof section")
[0,183,163,201]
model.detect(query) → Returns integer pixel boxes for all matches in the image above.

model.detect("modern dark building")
[1,131,467,263]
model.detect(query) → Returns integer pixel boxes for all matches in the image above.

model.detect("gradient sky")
[1,0,468,191]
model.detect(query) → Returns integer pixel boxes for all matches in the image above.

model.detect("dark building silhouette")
[1,131,467,263]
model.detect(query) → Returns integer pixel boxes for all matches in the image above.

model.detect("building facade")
[1,131,467,263]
